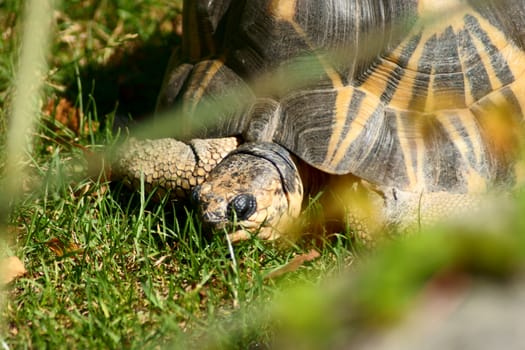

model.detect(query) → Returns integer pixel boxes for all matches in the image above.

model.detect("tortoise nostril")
[227,194,257,221]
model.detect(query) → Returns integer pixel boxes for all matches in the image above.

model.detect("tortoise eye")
[227,194,257,220]
[190,185,201,205]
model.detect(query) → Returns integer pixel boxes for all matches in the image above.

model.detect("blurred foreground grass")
[1,1,525,349]
[0,1,357,348]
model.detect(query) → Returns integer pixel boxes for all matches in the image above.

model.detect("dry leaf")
[265,249,321,279]
[43,97,99,136]
[46,238,82,257]
[1,256,26,285]
[55,98,80,132]
[43,97,80,132]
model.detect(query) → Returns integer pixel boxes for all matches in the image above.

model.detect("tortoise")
[114,0,525,241]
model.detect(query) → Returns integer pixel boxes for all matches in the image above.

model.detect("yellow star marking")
[327,90,381,169]
[395,111,426,190]
[268,0,296,21]
[185,60,225,115]
[435,109,484,176]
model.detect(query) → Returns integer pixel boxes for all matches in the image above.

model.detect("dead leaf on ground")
[1,256,27,285]
[46,238,82,257]
[43,97,99,136]
[265,249,321,279]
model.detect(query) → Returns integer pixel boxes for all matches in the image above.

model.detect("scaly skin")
[114,138,498,242]
[112,137,238,200]
[381,188,487,233]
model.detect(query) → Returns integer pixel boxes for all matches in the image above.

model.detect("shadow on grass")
[63,33,180,126]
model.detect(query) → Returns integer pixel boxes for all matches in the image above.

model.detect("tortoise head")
[191,142,303,241]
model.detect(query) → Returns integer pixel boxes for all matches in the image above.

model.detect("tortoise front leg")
[113,137,239,200]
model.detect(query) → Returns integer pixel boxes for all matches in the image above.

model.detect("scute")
[219,0,421,92]
[158,0,525,194]
[269,0,525,193]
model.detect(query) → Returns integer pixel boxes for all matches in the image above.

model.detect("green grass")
[2,1,525,349]
[0,4,357,348]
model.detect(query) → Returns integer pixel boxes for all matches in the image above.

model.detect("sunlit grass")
[0,4,357,347]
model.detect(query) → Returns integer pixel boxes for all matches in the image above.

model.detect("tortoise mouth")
[200,210,261,231]
[200,211,228,229]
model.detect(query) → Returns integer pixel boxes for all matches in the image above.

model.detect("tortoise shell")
[157,0,525,194]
